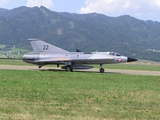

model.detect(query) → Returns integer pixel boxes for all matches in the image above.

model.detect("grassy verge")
[104,63,160,71]
[0,45,30,59]
[0,70,160,119]
[0,59,29,66]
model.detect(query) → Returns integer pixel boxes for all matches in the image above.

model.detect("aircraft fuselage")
[23,52,128,65]
[23,39,137,73]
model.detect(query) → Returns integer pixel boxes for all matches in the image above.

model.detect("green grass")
[0,46,30,58]
[0,45,6,49]
[0,59,29,66]
[0,70,160,119]
[104,63,160,71]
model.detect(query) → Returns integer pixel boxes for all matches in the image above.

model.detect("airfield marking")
[0,65,160,76]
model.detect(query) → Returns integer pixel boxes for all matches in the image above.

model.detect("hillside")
[0,8,8,13]
[0,6,160,61]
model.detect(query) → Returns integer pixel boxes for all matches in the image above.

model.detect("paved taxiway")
[0,65,160,76]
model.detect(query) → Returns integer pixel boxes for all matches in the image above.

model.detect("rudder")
[28,39,69,53]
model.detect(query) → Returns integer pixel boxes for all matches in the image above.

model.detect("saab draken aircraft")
[23,39,137,73]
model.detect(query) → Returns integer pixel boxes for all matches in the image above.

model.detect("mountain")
[0,6,160,61]
[0,8,8,14]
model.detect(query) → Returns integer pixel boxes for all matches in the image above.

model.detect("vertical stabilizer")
[28,39,69,53]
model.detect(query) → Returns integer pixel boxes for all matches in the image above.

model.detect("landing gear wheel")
[38,65,43,68]
[65,66,73,72]
[99,64,104,73]
[100,68,105,73]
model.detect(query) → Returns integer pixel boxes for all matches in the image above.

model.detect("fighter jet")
[23,39,137,73]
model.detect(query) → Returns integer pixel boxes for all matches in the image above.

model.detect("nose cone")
[127,57,138,62]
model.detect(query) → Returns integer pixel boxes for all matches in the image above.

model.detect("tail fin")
[28,39,69,53]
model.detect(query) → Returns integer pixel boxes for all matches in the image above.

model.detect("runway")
[0,65,160,76]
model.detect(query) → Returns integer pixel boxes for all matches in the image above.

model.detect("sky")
[0,0,160,22]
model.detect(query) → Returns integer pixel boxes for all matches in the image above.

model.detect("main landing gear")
[99,64,105,73]
[65,65,73,72]
[38,65,43,68]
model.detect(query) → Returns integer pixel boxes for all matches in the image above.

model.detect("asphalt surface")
[0,65,160,76]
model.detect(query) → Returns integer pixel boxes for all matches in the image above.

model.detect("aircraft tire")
[65,66,73,72]
[100,68,105,73]
[38,65,43,68]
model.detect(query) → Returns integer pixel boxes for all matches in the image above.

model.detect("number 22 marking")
[43,45,49,50]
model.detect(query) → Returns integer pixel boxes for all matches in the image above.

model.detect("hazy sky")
[1,0,160,22]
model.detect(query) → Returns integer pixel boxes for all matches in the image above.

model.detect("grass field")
[0,70,160,119]
[0,59,28,66]
[0,45,30,59]
[105,63,160,71]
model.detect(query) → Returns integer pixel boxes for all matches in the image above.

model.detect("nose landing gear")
[99,64,105,73]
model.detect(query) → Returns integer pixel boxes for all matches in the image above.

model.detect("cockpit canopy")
[92,51,123,56]
[109,52,122,56]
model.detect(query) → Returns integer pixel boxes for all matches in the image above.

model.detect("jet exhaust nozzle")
[127,57,138,62]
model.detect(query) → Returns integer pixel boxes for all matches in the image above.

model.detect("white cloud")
[80,0,160,21]
[0,0,6,7]
[81,0,141,15]
[26,0,53,9]
[155,0,160,6]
